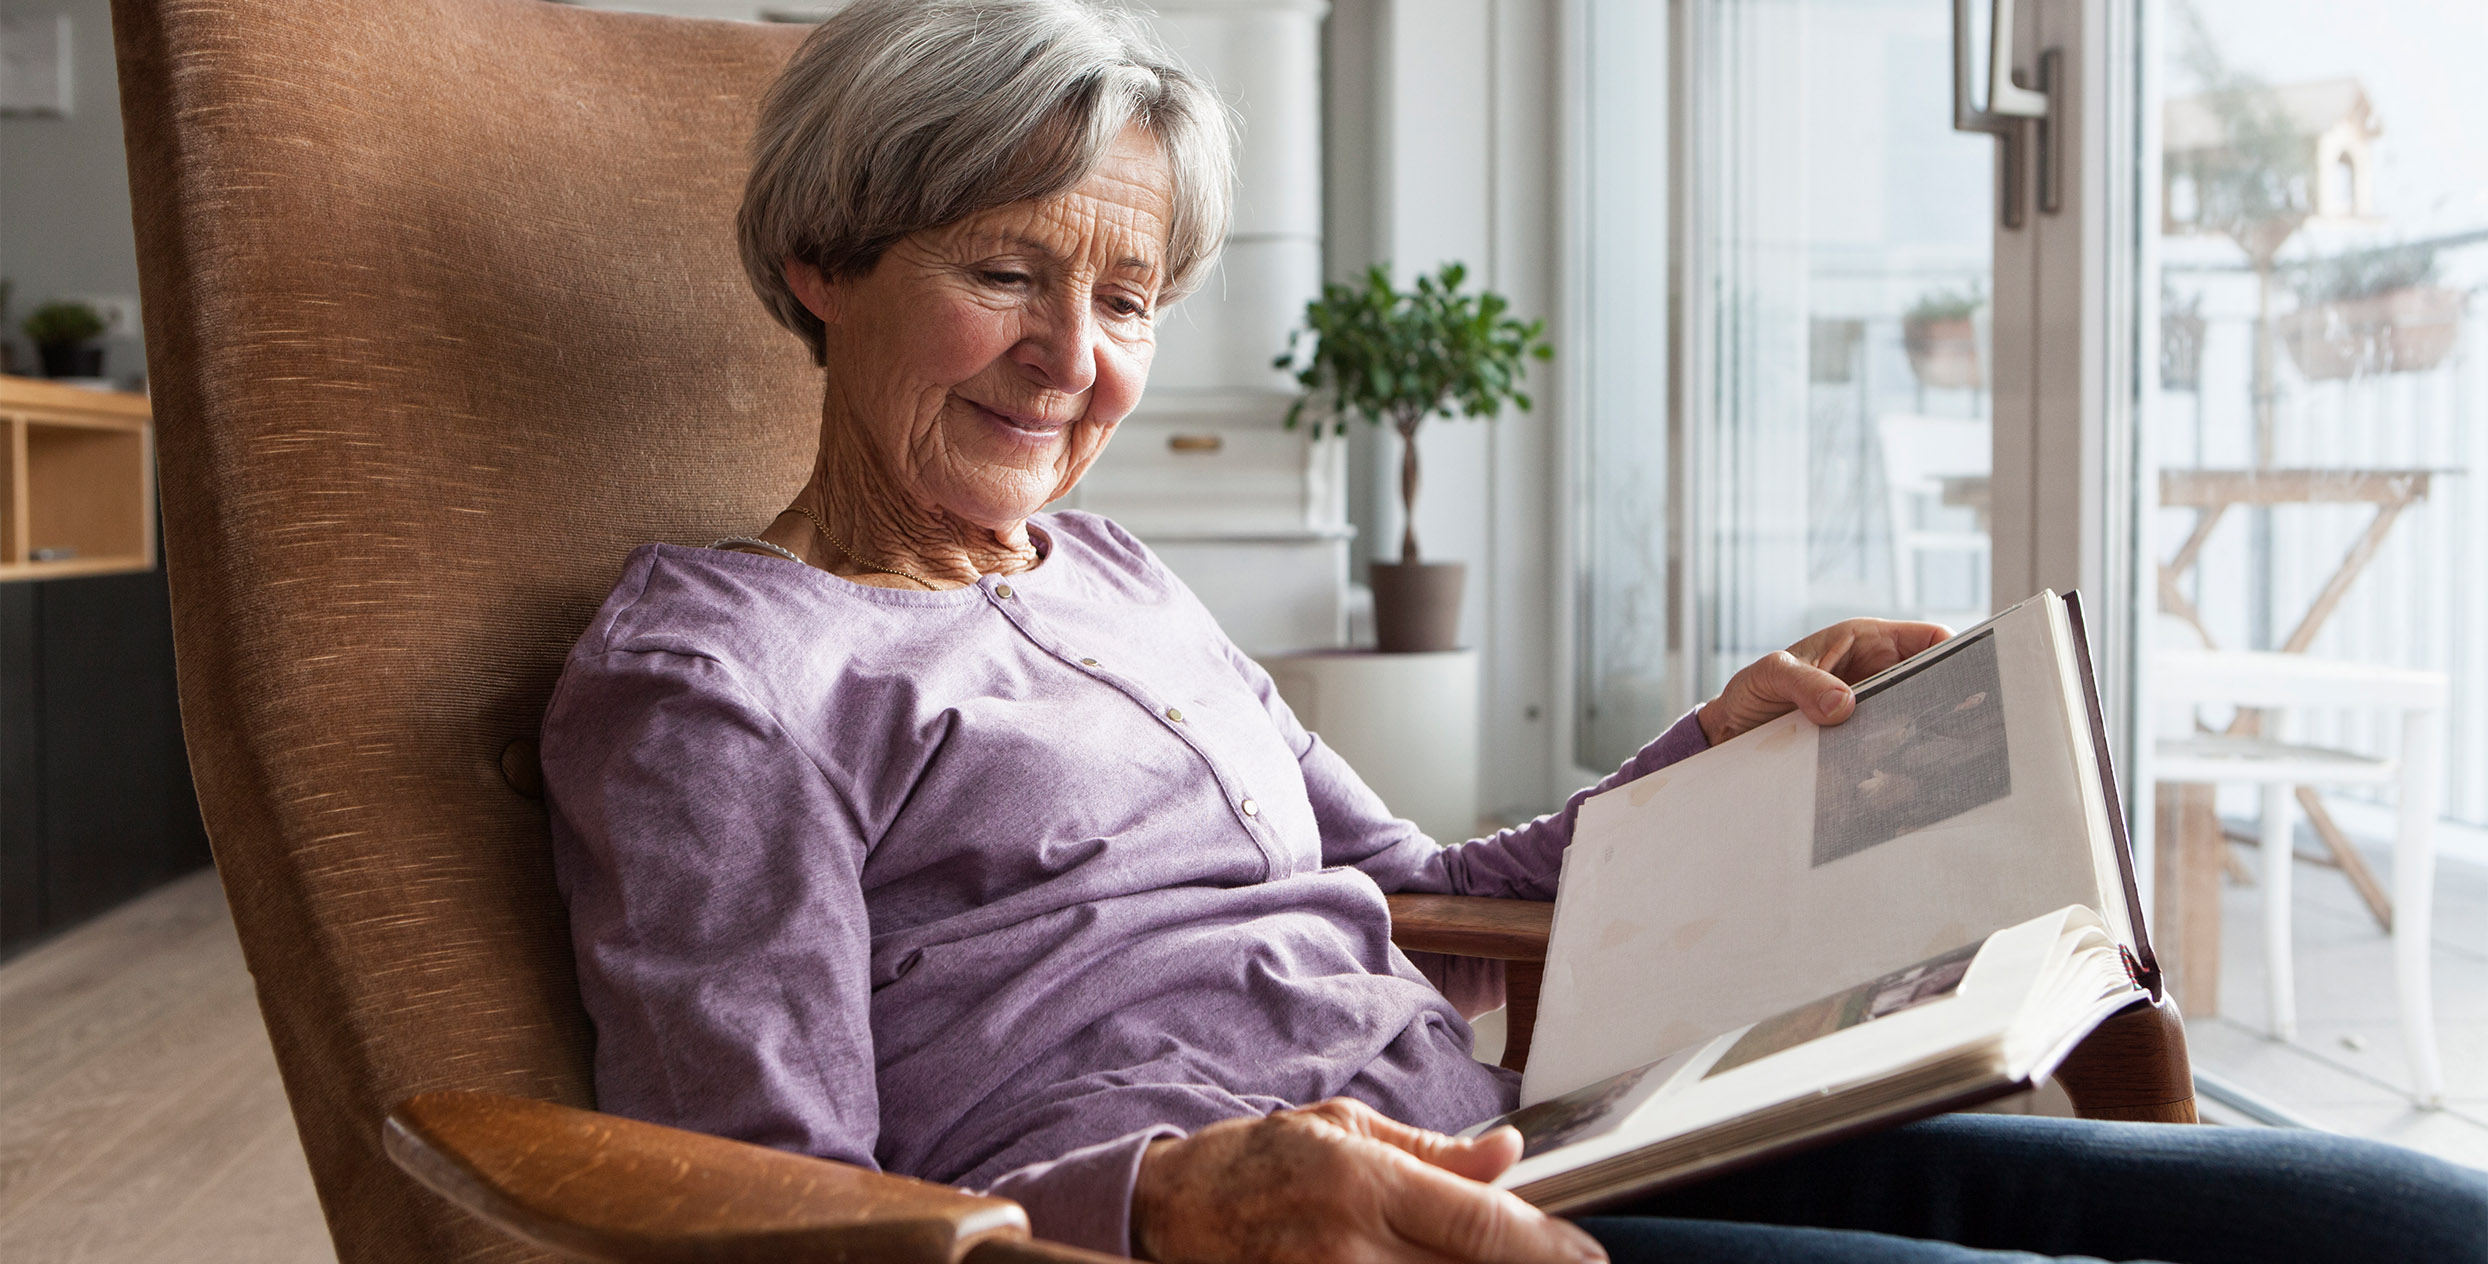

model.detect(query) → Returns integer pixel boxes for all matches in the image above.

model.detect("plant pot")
[38,342,105,379]
[1902,317,1981,390]
[1368,560,1466,653]
[2282,285,2464,380]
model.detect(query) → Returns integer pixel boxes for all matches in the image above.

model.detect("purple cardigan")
[541,511,1708,1255]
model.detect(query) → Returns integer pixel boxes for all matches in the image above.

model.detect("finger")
[1870,617,1960,666]
[1380,1157,1608,1264]
[1410,1125,1521,1183]
[1801,619,1955,682]
[1893,620,1954,657]
[1305,1100,1520,1182]
[1850,619,1952,674]
[1460,1126,1524,1180]
[1801,626,1859,674]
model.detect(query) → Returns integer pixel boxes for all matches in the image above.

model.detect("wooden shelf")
[0,376,156,582]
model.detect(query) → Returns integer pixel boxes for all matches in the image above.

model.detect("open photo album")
[1464,591,2160,1213]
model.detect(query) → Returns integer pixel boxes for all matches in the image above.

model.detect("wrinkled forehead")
[949,125,1176,281]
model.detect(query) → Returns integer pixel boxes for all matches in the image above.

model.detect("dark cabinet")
[0,563,211,957]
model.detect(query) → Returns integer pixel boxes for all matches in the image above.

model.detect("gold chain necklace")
[790,504,939,589]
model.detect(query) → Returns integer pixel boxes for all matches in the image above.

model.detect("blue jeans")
[1575,1113,2488,1263]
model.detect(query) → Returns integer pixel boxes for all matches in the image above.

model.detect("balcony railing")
[2157,237,2485,828]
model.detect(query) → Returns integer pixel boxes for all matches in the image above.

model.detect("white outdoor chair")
[1877,414,1991,628]
[2152,648,2448,1106]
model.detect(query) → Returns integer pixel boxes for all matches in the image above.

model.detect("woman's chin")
[935,407,1098,522]
[931,471,1066,532]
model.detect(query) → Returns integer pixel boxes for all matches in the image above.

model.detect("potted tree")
[2283,243,2463,380]
[21,299,109,380]
[1901,285,1984,390]
[1274,263,1551,652]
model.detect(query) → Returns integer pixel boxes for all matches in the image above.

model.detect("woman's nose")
[1011,291,1099,395]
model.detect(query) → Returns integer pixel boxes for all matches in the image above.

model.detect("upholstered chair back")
[112,0,814,1257]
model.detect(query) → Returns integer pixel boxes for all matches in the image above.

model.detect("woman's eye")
[1103,295,1150,319]
[981,269,1032,286]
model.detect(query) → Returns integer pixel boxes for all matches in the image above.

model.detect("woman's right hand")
[1129,1098,1609,1264]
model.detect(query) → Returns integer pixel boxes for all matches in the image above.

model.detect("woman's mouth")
[970,399,1070,440]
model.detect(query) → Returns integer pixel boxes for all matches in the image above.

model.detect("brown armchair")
[111,0,2192,1260]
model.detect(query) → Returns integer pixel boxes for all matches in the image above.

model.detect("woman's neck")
[780,415,1042,590]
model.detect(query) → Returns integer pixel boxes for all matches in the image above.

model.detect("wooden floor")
[0,869,332,1263]
[3,845,2481,1263]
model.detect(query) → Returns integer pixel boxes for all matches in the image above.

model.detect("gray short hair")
[739,0,1236,365]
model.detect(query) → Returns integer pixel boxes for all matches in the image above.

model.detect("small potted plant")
[1902,285,1983,390]
[1274,262,1551,652]
[2282,242,2463,380]
[21,299,109,380]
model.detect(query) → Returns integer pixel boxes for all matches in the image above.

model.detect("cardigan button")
[1241,798,1259,817]
[1165,707,1185,723]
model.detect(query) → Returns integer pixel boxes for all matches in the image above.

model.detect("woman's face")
[794,124,1173,532]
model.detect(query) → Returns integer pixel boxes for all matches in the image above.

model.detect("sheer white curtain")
[1693,0,1821,685]
[1573,0,1678,772]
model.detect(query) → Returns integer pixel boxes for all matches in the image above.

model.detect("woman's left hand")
[1696,618,1953,746]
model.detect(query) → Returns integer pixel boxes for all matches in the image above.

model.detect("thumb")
[1764,652,1855,726]
[1421,1125,1523,1182]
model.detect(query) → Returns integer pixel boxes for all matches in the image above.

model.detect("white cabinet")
[1074,394,1344,537]
[1104,0,1347,655]
[1147,238,1323,395]
[1068,396,1351,656]
[1154,533,1351,657]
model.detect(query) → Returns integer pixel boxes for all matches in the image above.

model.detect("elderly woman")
[541,3,2484,1262]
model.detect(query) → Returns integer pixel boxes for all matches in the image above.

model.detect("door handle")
[1953,0,2061,229]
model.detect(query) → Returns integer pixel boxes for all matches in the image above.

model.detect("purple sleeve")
[1233,639,1711,901]
[1387,711,1713,901]
[545,648,884,1162]
[544,648,1173,1257]
[973,1127,1181,1257]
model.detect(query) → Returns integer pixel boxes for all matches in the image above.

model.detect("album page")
[1480,907,2139,1210]
[1521,594,2115,1104]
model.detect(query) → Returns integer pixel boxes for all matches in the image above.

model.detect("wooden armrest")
[1384,893,1552,961]
[2053,996,2199,1124]
[1385,894,1553,1072]
[385,1091,1122,1264]
[389,995,2184,1260]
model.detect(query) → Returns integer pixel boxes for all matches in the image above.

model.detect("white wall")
[0,0,146,382]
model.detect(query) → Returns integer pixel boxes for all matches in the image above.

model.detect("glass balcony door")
[1571,0,2080,775]
[1565,0,2482,1130]
[2128,0,2485,1118]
